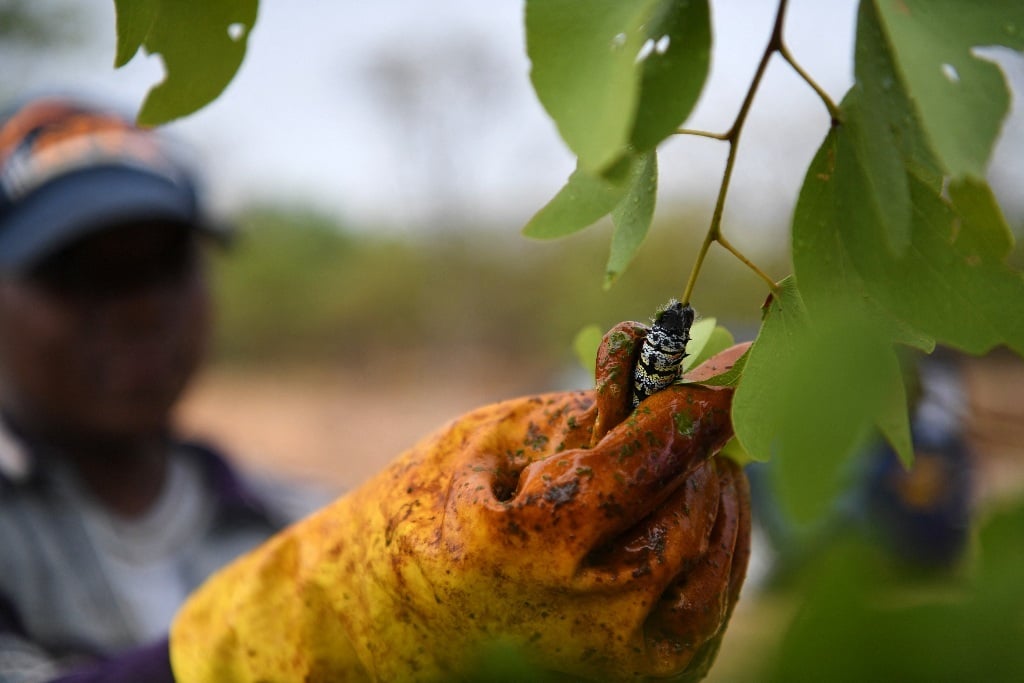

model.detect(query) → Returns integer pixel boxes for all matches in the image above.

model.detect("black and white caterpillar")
[631,299,695,407]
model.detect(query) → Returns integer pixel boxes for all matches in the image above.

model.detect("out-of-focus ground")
[177,350,1024,682]
[176,354,553,492]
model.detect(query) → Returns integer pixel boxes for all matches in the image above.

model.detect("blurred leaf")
[732,279,911,523]
[460,640,563,682]
[113,0,157,67]
[525,0,709,173]
[605,151,657,288]
[974,502,1024,609]
[523,156,634,239]
[948,177,1014,260]
[718,436,754,466]
[872,348,913,469]
[573,324,604,382]
[868,0,1024,180]
[766,505,1024,682]
[116,0,258,125]
[629,0,711,151]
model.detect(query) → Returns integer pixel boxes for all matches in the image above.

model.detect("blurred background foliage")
[207,206,785,371]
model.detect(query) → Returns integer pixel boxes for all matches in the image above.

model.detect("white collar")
[0,415,30,482]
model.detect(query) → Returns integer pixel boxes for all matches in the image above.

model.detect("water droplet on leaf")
[227,23,247,41]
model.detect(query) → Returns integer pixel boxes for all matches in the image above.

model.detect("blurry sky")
[5,0,1023,241]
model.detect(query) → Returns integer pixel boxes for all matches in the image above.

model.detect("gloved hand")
[170,323,751,682]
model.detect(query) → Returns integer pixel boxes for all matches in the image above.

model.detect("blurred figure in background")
[747,351,974,586]
[0,96,318,682]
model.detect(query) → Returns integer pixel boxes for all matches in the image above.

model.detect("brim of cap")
[0,165,220,273]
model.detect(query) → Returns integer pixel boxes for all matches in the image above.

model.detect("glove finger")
[591,321,648,445]
[510,383,733,560]
[573,458,721,590]
[642,457,750,679]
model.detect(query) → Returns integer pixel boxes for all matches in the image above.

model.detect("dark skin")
[0,221,212,517]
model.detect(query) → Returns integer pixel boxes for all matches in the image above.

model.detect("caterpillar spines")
[631,299,695,407]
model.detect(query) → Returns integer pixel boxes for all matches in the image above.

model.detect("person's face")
[0,221,212,442]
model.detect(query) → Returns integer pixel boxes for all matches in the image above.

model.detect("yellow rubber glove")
[170,323,751,682]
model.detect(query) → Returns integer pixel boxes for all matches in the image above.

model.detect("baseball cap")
[0,96,222,274]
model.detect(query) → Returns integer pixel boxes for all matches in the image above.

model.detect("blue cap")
[0,97,218,273]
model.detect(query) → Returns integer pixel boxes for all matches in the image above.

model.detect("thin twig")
[717,233,780,293]
[675,128,730,141]
[778,41,842,124]
[681,0,792,303]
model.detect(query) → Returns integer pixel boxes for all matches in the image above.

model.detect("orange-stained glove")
[170,323,751,682]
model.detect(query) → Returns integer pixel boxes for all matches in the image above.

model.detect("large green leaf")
[795,119,1024,357]
[629,0,712,152]
[865,176,1024,356]
[114,0,259,125]
[790,116,934,355]
[868,0,1024,180]
[606,151,657,288]
[525,0,710,173]
[732,279,910,523]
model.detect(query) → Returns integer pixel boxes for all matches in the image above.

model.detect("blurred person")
[0,96,753,683]
[0,96,320,682]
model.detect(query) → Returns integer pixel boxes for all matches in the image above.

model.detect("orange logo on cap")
[0,99,177,200]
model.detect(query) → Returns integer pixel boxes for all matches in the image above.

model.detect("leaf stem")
[778,41,842,124]
[675,128,730,141]
[717,233,779,291]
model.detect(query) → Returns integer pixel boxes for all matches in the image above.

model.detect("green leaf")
[525,151,658,288]
[629,0,712,151]
[732,279,908,523]
[573,324,604,382]
[113,0,157,67]
[522,156,634,239]
[718,436,755,466]
[948,178,1014,260]
[525,0,710,172]
[853,1,945,192]
[605,152,657,288]
[791,113,1024,358]
[868,0,1024,179]
[677,317,716,368]
[838,92,912,254]
[872,346,914,468]
[682,320,734,372]
[116,0,259,125]
[767,508,1024,682]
